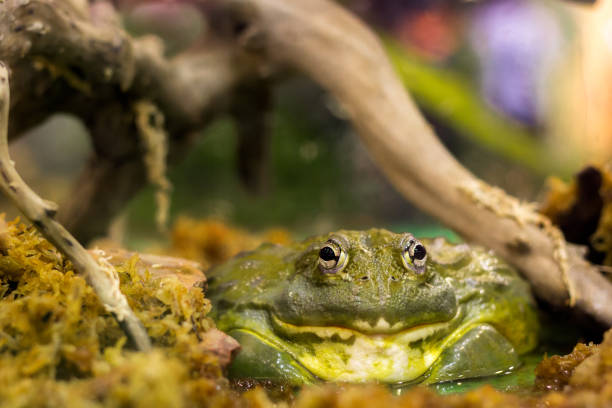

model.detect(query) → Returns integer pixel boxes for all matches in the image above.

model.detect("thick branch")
[59,154,148,241]
[222,0,612,324]
[231,80,273,193]
[0,0,246,130]
[0,63,151,350]
[0,0,256,242]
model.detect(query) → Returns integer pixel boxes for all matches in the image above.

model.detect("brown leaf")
[198,328,240,368]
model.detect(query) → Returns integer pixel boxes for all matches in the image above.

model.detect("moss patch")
[4,215,612,408]
[0,217,235,407]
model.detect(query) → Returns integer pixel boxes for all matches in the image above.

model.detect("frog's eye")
[318,239,348,273]
[401,235,427,275]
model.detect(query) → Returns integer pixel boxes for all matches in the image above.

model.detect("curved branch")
[0,63,151,350]
[0,0,256,242]
[221,0,612,324]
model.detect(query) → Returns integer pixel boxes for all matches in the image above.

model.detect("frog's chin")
[264,307,465,383]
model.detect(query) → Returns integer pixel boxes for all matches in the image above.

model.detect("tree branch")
[0,62,151,350]
[217,0,612,324]
[0,0,258,242]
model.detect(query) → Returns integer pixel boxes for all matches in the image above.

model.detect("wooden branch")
[219,0,612,324]
[0,62,151,350]
[0,0,257,132]
[231,80,273,193]
[58,154,148,243]
[0,0,258,242]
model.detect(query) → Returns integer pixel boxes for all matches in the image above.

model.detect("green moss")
[0,217,235,407]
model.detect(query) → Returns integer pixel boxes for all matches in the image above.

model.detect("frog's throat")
[258,306,467,383]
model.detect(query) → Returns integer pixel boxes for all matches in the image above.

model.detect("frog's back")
[424,237,538,354]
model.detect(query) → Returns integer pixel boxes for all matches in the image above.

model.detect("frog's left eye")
[401,235,427,275]
[318,239,348,273]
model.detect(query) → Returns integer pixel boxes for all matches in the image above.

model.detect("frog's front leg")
[423,324,520,384]
[227,330,317,385]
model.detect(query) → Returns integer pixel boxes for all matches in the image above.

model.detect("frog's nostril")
[360,275,369,281]
[390,276,398,281]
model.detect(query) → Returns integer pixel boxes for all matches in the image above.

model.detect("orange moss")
[168,217,291,269]
[535,343,597,391]
[540,163,612,266]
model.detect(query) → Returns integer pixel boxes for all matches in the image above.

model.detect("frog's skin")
[206,229,538,385]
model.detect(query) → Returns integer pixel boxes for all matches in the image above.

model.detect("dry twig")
[0,63,151,350]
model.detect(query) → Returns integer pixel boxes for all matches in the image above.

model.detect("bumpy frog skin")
[207,229,538,385]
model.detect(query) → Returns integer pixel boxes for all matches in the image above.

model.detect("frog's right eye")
[400,234,427,275]
[318,240,348,273]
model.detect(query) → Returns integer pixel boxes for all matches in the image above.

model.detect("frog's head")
[271,229,457,335]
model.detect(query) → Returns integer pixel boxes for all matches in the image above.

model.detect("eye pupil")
[413,245,427,260]
[319,246,337,261]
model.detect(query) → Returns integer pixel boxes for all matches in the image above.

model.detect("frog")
[206,229,538,385]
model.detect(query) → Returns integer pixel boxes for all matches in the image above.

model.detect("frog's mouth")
[269,311,460,341]
[263,307,466,383]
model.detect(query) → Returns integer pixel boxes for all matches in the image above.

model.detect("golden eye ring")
[401,234,427,275]
[318,239,348,273]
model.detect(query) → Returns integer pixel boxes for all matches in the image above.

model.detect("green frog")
[206,229,538,385]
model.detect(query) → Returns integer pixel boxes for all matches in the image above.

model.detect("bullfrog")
[206,229,538,385]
